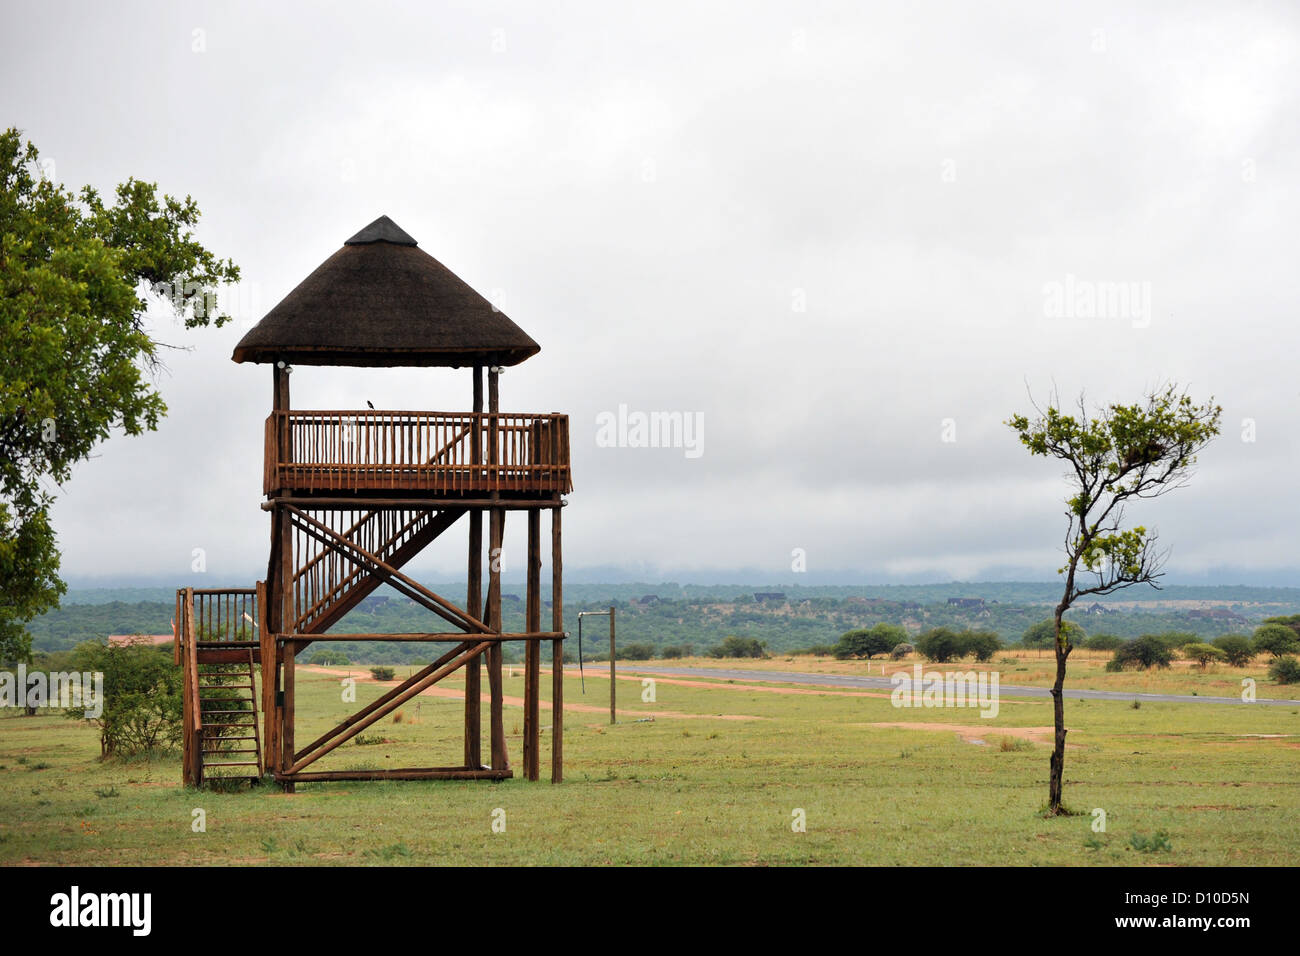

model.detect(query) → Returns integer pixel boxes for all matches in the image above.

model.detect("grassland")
[654,649,1300,700]
[2,660,1298,866]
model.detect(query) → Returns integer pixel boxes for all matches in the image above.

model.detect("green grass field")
[2,662,1298,865]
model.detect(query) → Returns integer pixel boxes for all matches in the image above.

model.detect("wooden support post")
[270,359,294,789]
[465,366,483,768]
[257,580,274,776]
[486,366,507,771]
[281,639,295,793]
[181,588,196,786]
[609,605,616,725]
[551,506,563,783]
[465,511,483,767]
[487,507,506,771]
[524,508,541,781]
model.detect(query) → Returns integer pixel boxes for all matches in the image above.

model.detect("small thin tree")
[1008,385,1220,815]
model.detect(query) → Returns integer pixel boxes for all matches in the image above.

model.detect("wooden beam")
[281,638,295,792]
[262,497,564,511]
[277,768,511,783]
[257,580,275,775]
[487,507,507,771]
[524,508,541,781]
[466,365,484,770]
[551,506,563,783]
[289,632,562,642]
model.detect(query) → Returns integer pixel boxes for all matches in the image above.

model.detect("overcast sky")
[4,1,1298,587]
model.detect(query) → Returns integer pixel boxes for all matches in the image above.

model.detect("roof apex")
[345,215,418,246]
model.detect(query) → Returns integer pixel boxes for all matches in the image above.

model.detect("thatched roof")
[232,216,540,367]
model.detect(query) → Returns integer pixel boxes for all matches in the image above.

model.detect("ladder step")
[204,761,260,768]
[202,722,256,728]
[202,748,259,754]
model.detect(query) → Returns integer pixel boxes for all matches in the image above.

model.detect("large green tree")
[1008,386,1220,815]
[0,129,238,662]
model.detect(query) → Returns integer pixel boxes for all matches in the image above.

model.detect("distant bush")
[914,628,1000,663]
[890,643,914,660]
[963,630,1002,662]
[309,650,350,666]
[834,623,908,660]
[1212,635,1254,667]
[1083,634,1123,651]
[1106,636,1173,672]
[798,644,837,657]
[916,628,963,663]
[1021,619,1086,649]
[833,629,870,659]
[1268,656,1300,684]
[369,666,396,681]
[708,636,767,659]
[618,642,655,661]
[661,645,685,659]
[1253,624,1300,659]
[1182,643,1226,667]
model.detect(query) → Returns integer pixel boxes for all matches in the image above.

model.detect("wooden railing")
[174,588,259,661]
[263,411,572,496]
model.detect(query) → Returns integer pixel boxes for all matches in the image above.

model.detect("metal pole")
[609,605,616,725]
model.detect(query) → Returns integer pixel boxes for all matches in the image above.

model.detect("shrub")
[962,630,1002,662]
[1268,656,1300,684]
[867,623,908,657]
[798,644,837,657]
[618,642,655,661]
[1128,831,1172,853]
[369,666,396,681]
[1107,635,1173,671]
[833,629,871,659]
[890,642,914,660]
[1021,619,1086,649]
[708,636,767,659]
[1083,634,1123,651]
[65,641,182,758]
[916,627,963,663]
[1212,635,1254,667]
[834,623,907,659]
[1182,643,1226,667]
[1253,623,1300,658]
[661,645,684,659]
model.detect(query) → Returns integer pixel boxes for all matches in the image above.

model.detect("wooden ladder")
[196,649,263,785]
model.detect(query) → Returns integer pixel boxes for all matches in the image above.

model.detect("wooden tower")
[174,215,572,789]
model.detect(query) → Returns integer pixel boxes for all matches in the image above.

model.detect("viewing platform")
[263,409,572,498]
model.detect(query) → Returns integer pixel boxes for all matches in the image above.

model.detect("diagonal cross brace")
[299,508,466,634]
[287,639,492,773]
[285,506,491,635]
